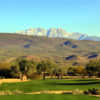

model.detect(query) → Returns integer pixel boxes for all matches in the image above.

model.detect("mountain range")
[16,28,100,41]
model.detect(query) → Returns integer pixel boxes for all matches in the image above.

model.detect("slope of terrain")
[0,33,100,65]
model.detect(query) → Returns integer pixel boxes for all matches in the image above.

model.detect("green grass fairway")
[0,94,99,100]
[0,79,100,92]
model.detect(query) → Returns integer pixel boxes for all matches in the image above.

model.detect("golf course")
[0,79,100,100]
[0,79,100,92]
[0,94,99,100]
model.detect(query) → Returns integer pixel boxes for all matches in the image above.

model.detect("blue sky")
[0,0,100,36]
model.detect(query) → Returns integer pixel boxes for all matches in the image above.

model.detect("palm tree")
[36,60,51,80]
[18,59,30,80]
[11,58,31,80]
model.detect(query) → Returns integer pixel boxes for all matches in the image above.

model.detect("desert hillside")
[0,33,100,65]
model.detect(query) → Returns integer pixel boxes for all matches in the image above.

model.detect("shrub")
[0,90,23,95]
[72,89,83,95]
[28,72,41,80]
[0,90,12,95]
[13,89,23,94]
[84,88,100,95]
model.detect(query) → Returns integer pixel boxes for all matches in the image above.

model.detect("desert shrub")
[84,90,89,95]
[0,69,12,78]
[67,67,76,76]
[0,90,12,95]
[13,89,23,94]
[28,72,41,80]
[72,89,83,95]
[0,90,23,95]
[84,88,100,95]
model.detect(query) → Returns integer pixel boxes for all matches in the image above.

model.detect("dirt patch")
[93,95,100,97]
[0,79,28,84]
[25,90,72,95]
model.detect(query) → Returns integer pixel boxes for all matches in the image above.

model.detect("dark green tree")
[11,58,35,80]
[67,67,76,76]
[85,60,100,77]
[36,60,52,80]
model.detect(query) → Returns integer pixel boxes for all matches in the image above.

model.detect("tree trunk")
[57,74,60,79]
[42,72,46,80]
[19,73,23,80]
[50,74,53,79]
[20,73,27,81]
[61,73,63,79]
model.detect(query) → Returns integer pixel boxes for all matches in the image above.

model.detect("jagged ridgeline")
[16,28,100,41]
[0,33,100,66]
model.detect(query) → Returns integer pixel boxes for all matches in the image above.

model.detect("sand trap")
[0,79,28,84]
[25,90,72,95]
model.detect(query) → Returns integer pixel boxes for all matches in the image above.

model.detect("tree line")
[0,58,100,80]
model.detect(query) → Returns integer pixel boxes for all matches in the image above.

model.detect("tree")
[26,60,37,78]
[74,66,86,76]
[48,63,58,79]
[36,60,52,80]
[51,67,63,79]
[67,66,86,77]
[67,67,76,76]
[0,62,12,78]
[56,68,62,79]
[11,58,34,80]
[85,60,100,77]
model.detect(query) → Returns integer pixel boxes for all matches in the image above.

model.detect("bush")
[72,89,83,95]
[28,72,41,80]
[0,90,12,95]
[13,89,23,94]
[84,88,100,95]
[0,90,23,95]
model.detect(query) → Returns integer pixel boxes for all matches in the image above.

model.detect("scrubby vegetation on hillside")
[0,57,100,80]
[0,33,100,66]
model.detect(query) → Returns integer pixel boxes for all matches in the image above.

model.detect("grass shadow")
[47,81,100,86]
[76,79,97,82]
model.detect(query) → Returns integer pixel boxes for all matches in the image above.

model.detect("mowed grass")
[0,79,100,92]
[0,94,99,100]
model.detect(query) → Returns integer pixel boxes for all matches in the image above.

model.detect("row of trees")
[11,58,64,80]
[86,60,100,77]
[0,58,100,80]
[67,60,100,77]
